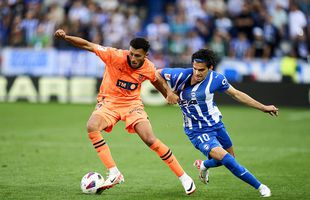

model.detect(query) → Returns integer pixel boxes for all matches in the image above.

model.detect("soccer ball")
[80,172,105,194]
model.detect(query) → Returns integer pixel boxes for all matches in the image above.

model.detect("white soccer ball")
[80,172,105,194]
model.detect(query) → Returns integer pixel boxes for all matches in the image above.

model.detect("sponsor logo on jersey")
[164,73,171,80]
[222,78,227,85]
[190,92,196,98]
[179,99,198,107]
[129,107,144,114]
[116,79,138,91]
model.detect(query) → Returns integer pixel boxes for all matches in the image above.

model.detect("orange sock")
[88,131,116,169]
[150,139,184,177]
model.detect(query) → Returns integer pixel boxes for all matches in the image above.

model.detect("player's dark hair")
[191,48,218,68]
[130,37,150,52]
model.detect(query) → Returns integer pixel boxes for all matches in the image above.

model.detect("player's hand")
[166,91,179,105]
[54,29,66,39]
[263,105,279,116]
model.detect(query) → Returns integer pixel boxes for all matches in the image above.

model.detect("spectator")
[251,27,269,59]
[288,3,307,40]
[169,13,191,36]
[271,3,288,39]
[20,10,39,46]
[214,12,232,36]
[208,30,228,60]
[146,15,170,51]
[9,15,26,47]
[232,2,255,41]
[227,0,244,17]
[229,32,251,59]
[30,23,51,49]
[169,33,187,55]
[47,2,65,26]
[293,32,309,61]
[185,30,205,53]
[68,0,90,25]
[262,14,280,58]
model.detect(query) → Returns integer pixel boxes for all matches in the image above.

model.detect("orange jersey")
[94,45,156,102]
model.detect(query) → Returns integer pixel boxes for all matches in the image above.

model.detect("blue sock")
[220,153,261,189]
[203,159,222,168]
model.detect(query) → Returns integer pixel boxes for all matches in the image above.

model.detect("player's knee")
[145,137,156,146]
[210,147,227,161]
[86,120,101,133]
[143,136,157,147]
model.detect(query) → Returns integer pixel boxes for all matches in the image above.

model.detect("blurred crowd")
[0,0,309,68]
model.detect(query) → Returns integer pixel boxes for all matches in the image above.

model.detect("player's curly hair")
[191,48,218,69]
[130,37,150,52]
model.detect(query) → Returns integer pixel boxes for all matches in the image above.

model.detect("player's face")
[128,47,147,69]
[192,61,210,83]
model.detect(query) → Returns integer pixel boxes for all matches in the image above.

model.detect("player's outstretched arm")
[152,70,179,105]
[225,85,279,116]
[54,29,96,52]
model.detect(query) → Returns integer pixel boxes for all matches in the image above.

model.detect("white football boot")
[180,173,196,195]
[193,160,209,184]
[97,171,124,193]
[258,184,271,197]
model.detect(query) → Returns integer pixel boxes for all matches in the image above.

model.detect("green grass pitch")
[0,102,309,200]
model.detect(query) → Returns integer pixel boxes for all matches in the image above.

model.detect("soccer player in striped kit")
[158,48,278,197]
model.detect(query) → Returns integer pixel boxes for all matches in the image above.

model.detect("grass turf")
[0,102,309,199]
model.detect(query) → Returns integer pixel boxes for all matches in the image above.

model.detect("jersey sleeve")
[161,68,190,92]
[144,62,156,82]
[93,45,113,64]
[211,73,230,93]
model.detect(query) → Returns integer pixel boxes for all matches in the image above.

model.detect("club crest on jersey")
[116,79,138,90]
[191,92,196,98]
[138,74,144,81]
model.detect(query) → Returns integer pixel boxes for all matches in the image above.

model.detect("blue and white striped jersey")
[161,68,230,134]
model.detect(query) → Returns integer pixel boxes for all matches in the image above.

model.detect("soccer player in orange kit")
[54,29,196,195]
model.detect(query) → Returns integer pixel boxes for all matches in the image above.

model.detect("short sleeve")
[138,59,156,82]
[93,45,113,63]
[210,73,230,93]
[161,68,191,92]
[145,64,156,82]
[161,68,174,81]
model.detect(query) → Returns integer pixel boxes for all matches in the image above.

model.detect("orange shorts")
[92,100,149,133]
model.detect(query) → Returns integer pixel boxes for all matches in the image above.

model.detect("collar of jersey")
[176,70,212,92]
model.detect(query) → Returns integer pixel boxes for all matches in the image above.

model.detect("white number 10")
[197,133,210,143]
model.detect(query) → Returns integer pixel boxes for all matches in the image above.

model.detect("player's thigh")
[196,133,222,158]
[209,146,228,161]
[87,102,119,132]
[217,127,233,150]
[123,103,149,133]
[135,121,156,146]
[87,113,108,132]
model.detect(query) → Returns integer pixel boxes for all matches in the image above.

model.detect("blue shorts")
[186,127,233,158]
